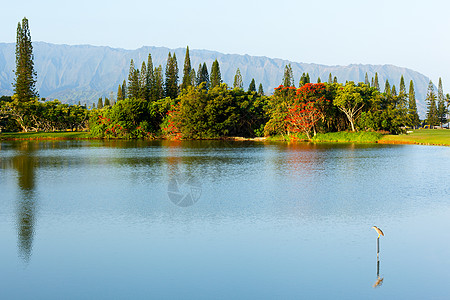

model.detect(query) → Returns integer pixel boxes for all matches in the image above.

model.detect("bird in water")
[372,226,384,238]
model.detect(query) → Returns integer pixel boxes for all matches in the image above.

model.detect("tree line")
[1,17,449,138]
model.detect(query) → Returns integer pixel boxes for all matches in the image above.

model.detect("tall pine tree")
[282,64,294,87]
[210,59,222,89]
[364,73,370,86]
[138,61,147,100]
[233,68,243,90]
[408,80,420,127]
[426,80,438,127]
[374,72,380,91]
[328,73,333,84]
[14,17,38,102]
[258,83,264,95]
[181,46,191,90]
[117,84,123,101]
[146,54,154,101]
[437,77,447,126]
[165,52,179,99]
[248,78,256,92]
[127,59,140,99]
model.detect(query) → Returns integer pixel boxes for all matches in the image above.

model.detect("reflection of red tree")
[285,83,330,139]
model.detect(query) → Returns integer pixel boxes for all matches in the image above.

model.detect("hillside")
[0,42,431,116]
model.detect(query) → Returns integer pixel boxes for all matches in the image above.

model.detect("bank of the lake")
[0,131,91,140]
[1,129,449,146]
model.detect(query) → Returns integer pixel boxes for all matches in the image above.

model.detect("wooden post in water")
[377,236,380,258]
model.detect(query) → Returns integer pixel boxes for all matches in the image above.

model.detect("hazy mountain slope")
[0,42,431,116]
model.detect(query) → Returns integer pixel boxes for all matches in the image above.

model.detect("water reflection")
[11,142,38,263]
[373,257,384,288]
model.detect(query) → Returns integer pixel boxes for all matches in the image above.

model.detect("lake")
[0,140,449,299]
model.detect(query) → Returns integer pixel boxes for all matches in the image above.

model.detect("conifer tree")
[328,73,333,84]
[181,46,192,90]
[317,77,321,83]
[426,80,438,127]
[196,63,209,90]
[13,17,38,102]
[104,98,110,106]
[117,84,123,101]
[127,59,140,99]
[437,77,447,126]
[189,69,196,86]
[210,59,222,89]
[121,80,127,99]
[333,76,338,83]
[365,73,370,86]
[408,80,420,127]
[258,83,264,95]
[398,75,407,110]
[371,77,374,87]
[233,68,243,90]
[282,64,294,87]
[165,52,179,99]
[374,73,380,91]
[152,66,164,100]
[195,63,202,86]
[391,85,397,96]
[97,98,103,109]
[146,54,154,101]
[138,61,147,100]
[248,78,256,92]
[306,73,310,84]
[384,79,391,96]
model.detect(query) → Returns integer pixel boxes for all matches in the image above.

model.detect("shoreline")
[0,129,450,146]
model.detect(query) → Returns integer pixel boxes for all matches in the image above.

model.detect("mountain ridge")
[0,42,430,116]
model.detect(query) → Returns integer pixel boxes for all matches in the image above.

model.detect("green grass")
[380,129,450,146]
[311,131,383,143]
[0,131,91,140]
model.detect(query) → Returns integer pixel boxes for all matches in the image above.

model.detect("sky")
[2,0,450,92]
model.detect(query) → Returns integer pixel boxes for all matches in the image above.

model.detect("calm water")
[0,140,449,299]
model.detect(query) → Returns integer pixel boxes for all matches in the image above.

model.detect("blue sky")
[2,0,450,92]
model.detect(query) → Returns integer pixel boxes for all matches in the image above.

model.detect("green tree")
[374,72,380,91]
[258,83,264,96]
[117,84,124,101]
[365,73,370,86]
[233,68,243,90]
[97,98,104,109]
[299,73,310,87]
[334,81,370,131]
[127,59,140,99]
[210,59,222,89]
[282,64,294,87]
[317,77,321,83]
[13,17,38,102]
[138,61,147,100]
[146,54,154,101]
[328,73,333,84]
[248,78,256,92]
[165,52,179,99]
[122,80,127,100]
[426,80,438,127]
[104,98,110,106]
[398,75,407,110]
[384,79,391,96]
[181,46,191,90]
[152,65,164,100]
[189,69,196,86]
[333,76,338,83]
[408,80,420,127]
[437,77,447,126]
[196,63,209,90]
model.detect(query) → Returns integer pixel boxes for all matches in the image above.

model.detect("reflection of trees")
[11,142,38,263]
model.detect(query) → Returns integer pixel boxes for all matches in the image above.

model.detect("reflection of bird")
[372,226,384,238]
[373,276,384,288]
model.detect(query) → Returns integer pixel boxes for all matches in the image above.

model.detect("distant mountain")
[0,42,431,117]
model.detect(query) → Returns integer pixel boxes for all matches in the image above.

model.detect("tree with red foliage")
[285,83,330,139]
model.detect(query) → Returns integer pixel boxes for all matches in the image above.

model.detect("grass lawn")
[0,131,91,140]
[380,129,450,146]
